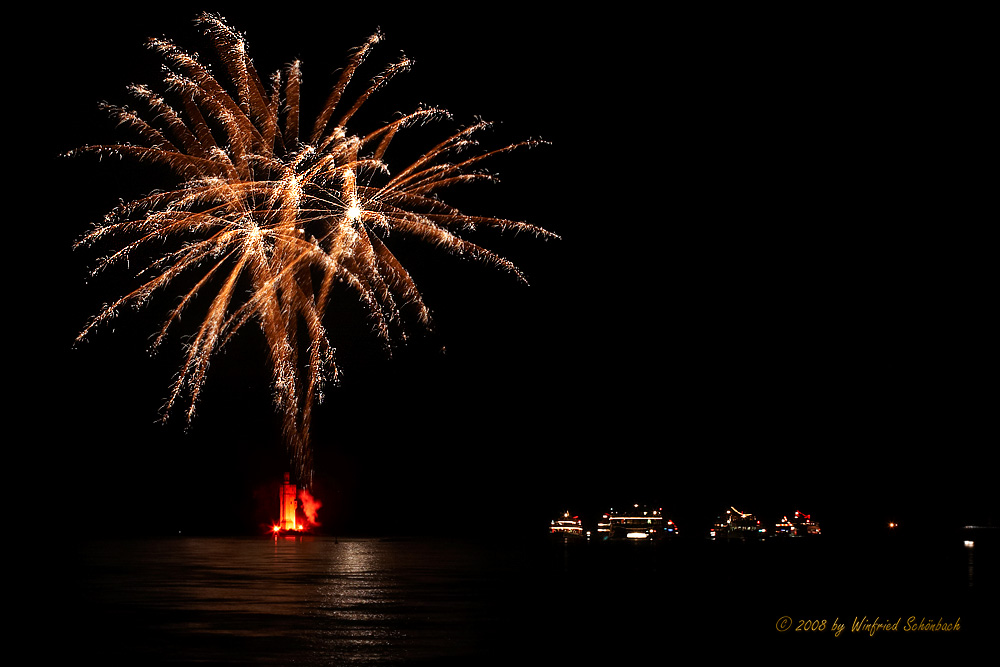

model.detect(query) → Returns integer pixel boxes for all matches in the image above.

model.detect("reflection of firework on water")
[70,13,554,485]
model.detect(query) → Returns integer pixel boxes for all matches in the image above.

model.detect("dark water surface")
[67,533,996,663]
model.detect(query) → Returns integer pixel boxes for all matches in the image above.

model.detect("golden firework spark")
[70,13,554,485]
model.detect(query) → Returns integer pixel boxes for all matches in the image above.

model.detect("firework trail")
[70,13,554,486]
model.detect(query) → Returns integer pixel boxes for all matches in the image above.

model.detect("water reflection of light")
[967,542,975,588]
[314,540,400,654]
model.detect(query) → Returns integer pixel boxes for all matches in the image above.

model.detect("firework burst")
[70,13,554,485]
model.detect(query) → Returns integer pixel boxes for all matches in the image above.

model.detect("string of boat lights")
[550,504,823,540]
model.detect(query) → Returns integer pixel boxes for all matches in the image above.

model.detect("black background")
[23,3,993,540]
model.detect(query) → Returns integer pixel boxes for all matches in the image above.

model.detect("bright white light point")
[346,203,362,221]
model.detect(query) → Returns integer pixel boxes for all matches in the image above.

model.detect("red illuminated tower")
[279,473,297,531]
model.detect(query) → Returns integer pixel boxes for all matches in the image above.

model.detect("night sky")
[29,4,993,539]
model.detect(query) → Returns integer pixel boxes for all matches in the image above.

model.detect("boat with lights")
[773,511,821,538]
[709,506,767,541]
[601,505,678,540]
[550,511,584,539]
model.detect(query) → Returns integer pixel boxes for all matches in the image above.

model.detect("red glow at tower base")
[271,473,322,537]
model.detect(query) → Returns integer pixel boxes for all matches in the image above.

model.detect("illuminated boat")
[773,511,821,538]
[709,506,766,541]
[550,511,584,538]
[604,504,678,540]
